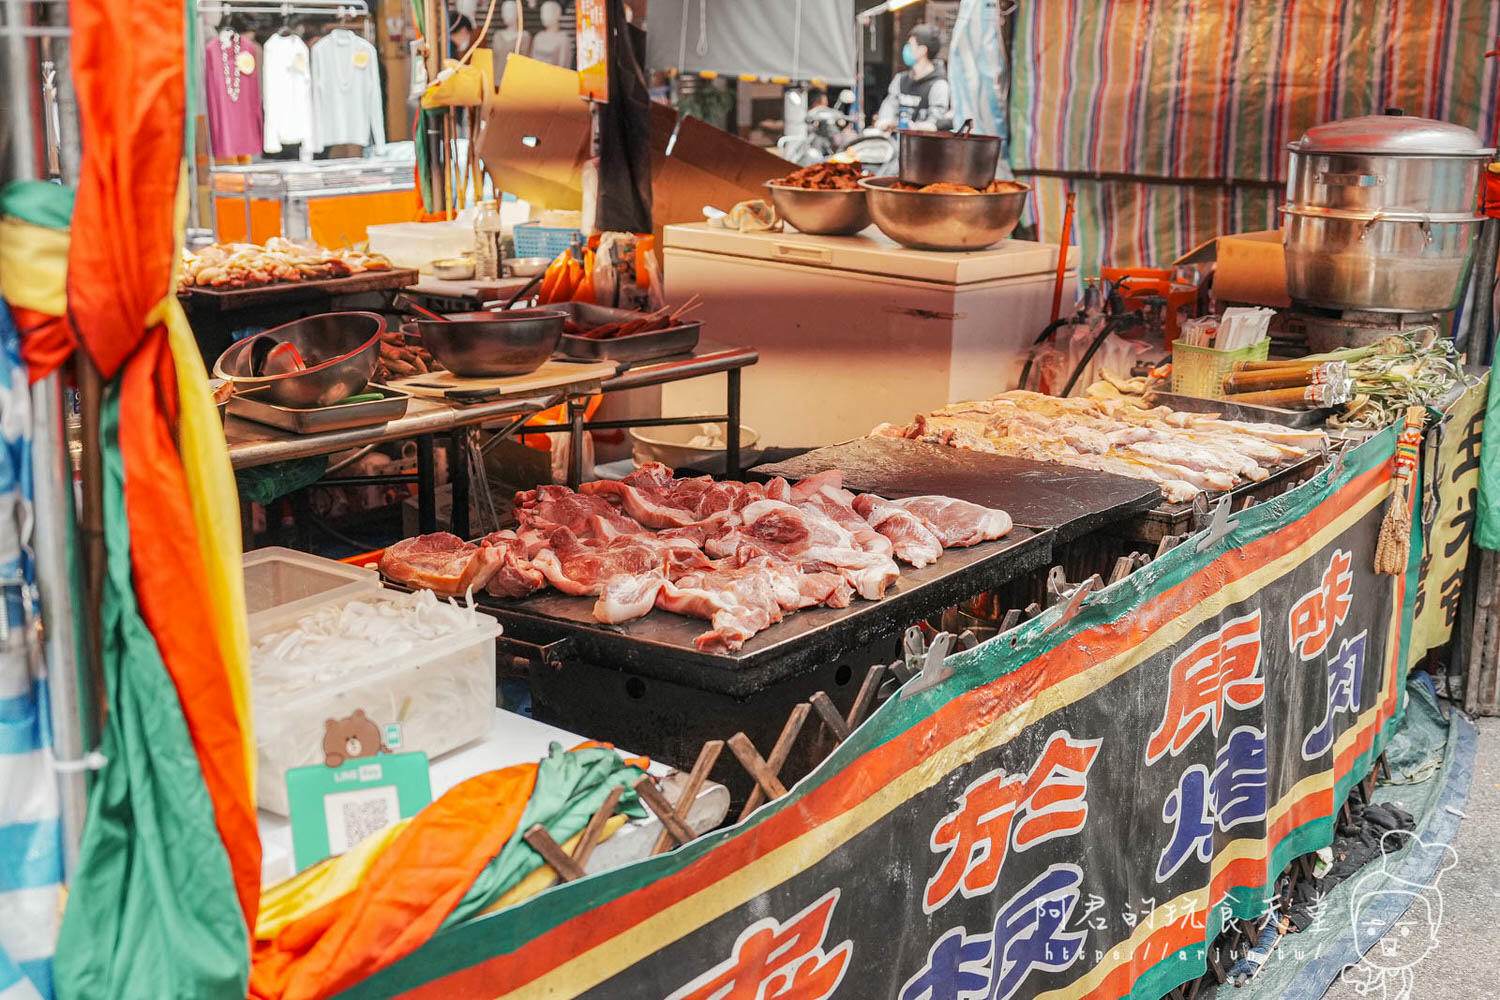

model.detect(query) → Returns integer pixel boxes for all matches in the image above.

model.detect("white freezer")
[661,223,1079,448]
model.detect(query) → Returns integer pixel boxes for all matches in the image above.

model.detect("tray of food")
[551,299,702,362]
[227,384,410,433]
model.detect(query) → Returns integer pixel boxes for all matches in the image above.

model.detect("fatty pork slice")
[477,530,547,599]
[515,484,645,540]
[655,567,786,652]
[529,528,667,597]
[853,495,1012,548]
[789,470,895,557]
[379,532,502,596]
[848,495,944,567]
[735,499,901,600]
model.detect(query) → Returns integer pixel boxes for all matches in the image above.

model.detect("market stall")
[5,2,1496,1000]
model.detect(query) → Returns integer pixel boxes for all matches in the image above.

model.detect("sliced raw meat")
[529,529,667,596]
[851,498,944,567]
[853,495,1011,548]
[516,485,643,540]
[594,573,667,624]
[580,479,698,529]
[734,500,900,600]
[379,532,502,596]
[791,474,895,557]
[478,530,546,599]
[655,567,784,652]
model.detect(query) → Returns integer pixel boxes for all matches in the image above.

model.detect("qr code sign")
[324,785,400,855]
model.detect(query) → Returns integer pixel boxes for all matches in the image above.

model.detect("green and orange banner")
[342,429,1413,1000]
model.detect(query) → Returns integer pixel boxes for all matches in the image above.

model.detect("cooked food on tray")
[562,297,700,341]
[890,179,1030,194]
[179,237,394,292]
[771,161,869,190]
[872,390,1327,504]
[380,463,1013,652]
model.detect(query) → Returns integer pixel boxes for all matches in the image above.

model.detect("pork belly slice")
[849,496,944,567]
[528,529,670,597]
[379,532,503,596]
[477,530,546,599]
[853,494,1012,548]
[655,567,785,653]
[515,484,645,540]
[732,499,900,599]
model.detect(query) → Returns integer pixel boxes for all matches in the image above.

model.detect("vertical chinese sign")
[576,0,608,101]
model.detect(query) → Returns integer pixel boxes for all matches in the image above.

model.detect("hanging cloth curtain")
[948,0,1011,147]
[46,0,260,996]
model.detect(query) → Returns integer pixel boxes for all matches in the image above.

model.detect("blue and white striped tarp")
[0,300,60,1000]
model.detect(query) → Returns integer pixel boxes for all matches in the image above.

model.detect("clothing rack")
[196,0,371,17]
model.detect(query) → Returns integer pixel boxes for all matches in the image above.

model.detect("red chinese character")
[668,891,852,1000]
[925,733,1099,911]
[1288,549,1353,660]
[1146,611,1264,764]
[1013,734,1101,851]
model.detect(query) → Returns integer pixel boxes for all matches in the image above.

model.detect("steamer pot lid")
[1291,110,1493,156]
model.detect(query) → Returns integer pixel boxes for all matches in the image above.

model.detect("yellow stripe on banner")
[151,168,256,797]
[483,816,629,916]
[506,479,1392,999]
[0,216,69,314]
[257,819,413,939]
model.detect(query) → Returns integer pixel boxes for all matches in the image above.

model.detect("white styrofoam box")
[367,220,475,272]
[243,547,380,640]
[251,590,501,814]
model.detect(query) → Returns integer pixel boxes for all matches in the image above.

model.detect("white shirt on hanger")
[262,32,314,156]
[310,28,386,152]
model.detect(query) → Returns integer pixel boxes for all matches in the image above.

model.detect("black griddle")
[750,437,1162,543]
[481,526,1051,698]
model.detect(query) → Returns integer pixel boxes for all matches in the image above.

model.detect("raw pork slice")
[851,498,944,567]
[516,485,644,540]
[478,530,546,599]
[733,499,900,600]
[852,495,1012,548]
[529,529,667,596]
[655,567,785,652]
[379,532,502,596]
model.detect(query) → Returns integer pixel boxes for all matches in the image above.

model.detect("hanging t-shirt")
[205,30,263,157]
[262,32,314,155]
[310,29,386,152]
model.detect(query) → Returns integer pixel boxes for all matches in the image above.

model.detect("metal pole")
[30,373,94,879]
[3,0,40,182]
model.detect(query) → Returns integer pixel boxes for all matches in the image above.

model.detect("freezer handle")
[774,243,834,264]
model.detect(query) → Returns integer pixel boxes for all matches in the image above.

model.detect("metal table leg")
[416,434,437,533]
[567,396,587,489]
[450,427,470,539]
[726,368,742,477]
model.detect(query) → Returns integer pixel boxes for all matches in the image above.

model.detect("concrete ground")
[1321,716,1500,1000]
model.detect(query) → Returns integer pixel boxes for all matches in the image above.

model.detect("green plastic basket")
[1171,338,1270,399]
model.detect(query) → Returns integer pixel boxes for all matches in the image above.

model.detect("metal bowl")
[860,177,1030,251]
[764,182,872,236]
[504,256,552,277]
[213,311,384,408]
[898,129,1003,189]
[413,309,566,377]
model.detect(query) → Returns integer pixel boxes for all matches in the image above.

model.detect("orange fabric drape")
[67,0,261,931]
[250,763,541,1000]
[9,306,73,383]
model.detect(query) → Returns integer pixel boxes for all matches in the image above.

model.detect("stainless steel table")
[226,342,759,541]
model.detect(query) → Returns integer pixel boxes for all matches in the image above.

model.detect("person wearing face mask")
[874,24,952,132]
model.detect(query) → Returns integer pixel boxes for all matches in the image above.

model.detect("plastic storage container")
[1171,338,1271,399]
[243,547,380,638]
[513,220,583,260]
[251,591,502,814]
[367,220,475,271]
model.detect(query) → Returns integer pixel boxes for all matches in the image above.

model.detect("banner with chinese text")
[350,430,1412,1000]
[1410,374,1486,665]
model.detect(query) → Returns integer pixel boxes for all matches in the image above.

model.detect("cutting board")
[751,437,1162,542]
[389,359,618,399]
